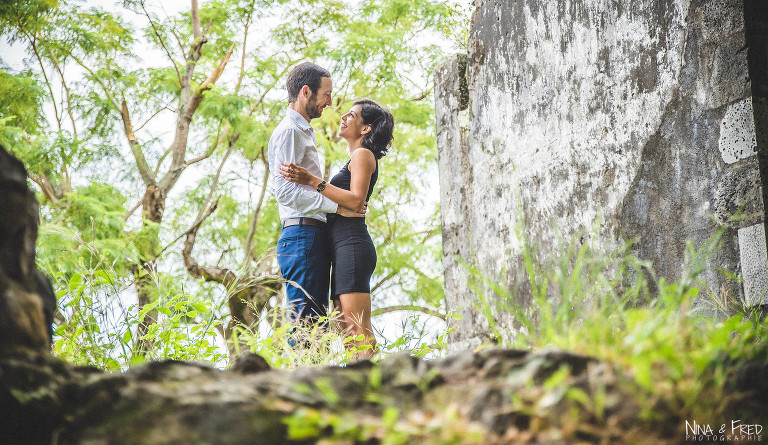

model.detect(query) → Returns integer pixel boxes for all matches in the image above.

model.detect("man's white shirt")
[268,108,338,222]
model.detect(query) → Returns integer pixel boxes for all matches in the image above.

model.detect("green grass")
[465,226,768,424]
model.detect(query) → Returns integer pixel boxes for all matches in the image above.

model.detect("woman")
[280,98,393,358]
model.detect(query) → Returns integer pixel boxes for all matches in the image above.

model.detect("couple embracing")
[268,62,393,358]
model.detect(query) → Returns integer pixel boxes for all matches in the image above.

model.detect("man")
[268,62,361,329]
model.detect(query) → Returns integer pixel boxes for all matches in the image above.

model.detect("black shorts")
[329,218,377,296]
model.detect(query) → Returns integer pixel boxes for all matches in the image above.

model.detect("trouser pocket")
[278,226,317,258]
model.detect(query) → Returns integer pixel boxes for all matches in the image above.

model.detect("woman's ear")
[362,124,372,135]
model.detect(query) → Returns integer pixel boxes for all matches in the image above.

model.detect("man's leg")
[276,224,331,326]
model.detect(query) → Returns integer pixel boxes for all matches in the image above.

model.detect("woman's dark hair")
[355,99,394,159]
[286,62,331,102]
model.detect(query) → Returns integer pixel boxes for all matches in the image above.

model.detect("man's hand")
[337,203,366,218]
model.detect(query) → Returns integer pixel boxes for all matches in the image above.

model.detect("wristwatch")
[317,180,326,192]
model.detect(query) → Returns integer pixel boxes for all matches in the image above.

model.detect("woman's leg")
[338,292,376,358]
[330,297,347,335]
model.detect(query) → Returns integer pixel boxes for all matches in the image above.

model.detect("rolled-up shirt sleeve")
[271,128,338,215]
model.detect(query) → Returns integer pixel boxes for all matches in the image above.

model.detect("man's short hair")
[285,62,331,102]
[286,62,331,103]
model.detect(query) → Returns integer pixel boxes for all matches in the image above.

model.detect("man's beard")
[306,95,323,119]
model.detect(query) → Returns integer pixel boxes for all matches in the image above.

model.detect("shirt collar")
[287,108,313,132]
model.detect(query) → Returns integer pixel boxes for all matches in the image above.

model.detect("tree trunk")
[133,184,165,359]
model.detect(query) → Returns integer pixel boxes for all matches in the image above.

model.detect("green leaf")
[68,273,84,292]
[122,329,132,345]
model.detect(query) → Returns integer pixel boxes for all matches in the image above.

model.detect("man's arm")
[279,148,375,212]
[270,128,338,215]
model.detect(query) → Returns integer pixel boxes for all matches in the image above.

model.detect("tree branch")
[46,47,77,138]
[184,144,220,167]
[194,43,236,99]
[371,305,446,321]
[180,3,207,100]
[170,23,186,55]
[182,199,237,286]
[409,89,431,102]
[202,4,223,36]
[27,33,60,130]
[158,43,234,194]
[195,143,233,224]
[121,97,155,186]
[153,147,173,177]
[30,174,59,204]
[123,199,142,222]
[371,271,397,294]
[63,49,121,111]
[243,148,269,270]
[184,119,227,167]
[234,0,256,95]
[141,0,181,85]
[191,0,201,41]
[135,101,175,132]
[160,140,234,257]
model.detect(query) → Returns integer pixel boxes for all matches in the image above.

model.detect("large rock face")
[436,0,768,347]
[3,347,761,444]
[0,146,55,354]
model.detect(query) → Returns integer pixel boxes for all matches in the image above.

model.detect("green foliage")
[466,225,768,423]
[61,183,127,238]
[284,403,485,444]
[0,70,44,133]
[41,225,450,372]
[0,0,59,39]
[231,302,449,369]
[137,288,226,364]
[237,310,355,369]
[444,0,472,49]
[49,247,226,369]
[2,0,468,367]
[0,69,51,169]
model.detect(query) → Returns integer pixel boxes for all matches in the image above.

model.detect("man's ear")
[300,85,311,99]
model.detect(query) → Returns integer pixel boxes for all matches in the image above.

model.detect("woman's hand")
[280,163,318,186]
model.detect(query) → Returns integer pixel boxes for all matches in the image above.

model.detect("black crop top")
[329,157,379,201]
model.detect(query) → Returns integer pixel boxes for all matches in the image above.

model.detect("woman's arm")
[280,149,376,212]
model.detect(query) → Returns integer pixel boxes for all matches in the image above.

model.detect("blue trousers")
[276,223,331,324]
